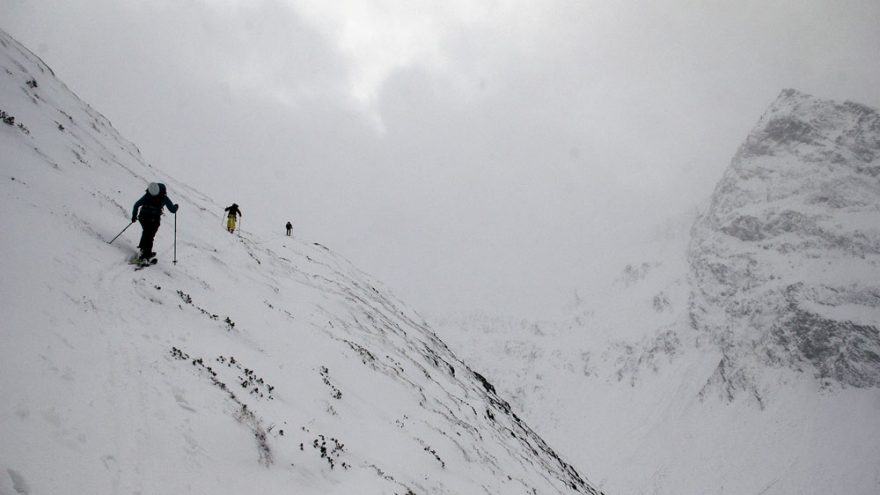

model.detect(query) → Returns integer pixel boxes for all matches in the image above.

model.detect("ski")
[133,258,158,270]
[128,254,157,269]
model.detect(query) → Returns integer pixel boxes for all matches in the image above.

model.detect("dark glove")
[131,216,137,223]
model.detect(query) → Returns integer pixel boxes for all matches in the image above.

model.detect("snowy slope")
[0,30,603,495]
[433,91,880,495]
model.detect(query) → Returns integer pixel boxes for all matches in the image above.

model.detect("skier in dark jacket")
[131,182,178,260]
[224,203,241,233]
[285,221,292,236]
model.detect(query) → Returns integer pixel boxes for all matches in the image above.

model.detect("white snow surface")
[0,30,603,495]
[432,90,880,495]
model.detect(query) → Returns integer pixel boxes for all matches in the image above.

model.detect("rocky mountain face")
[689,89,880,403]
[0,29,602,495]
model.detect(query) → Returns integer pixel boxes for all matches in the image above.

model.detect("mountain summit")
[0,29,602,495]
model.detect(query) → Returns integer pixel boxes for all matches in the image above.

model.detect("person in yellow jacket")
[224,203,241,233]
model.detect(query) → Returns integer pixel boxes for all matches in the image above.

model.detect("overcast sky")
[3,0,879,317]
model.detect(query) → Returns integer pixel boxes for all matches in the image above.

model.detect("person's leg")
[139,217,160,258]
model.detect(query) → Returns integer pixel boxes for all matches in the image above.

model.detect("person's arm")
[163,196,179,214]
[131,196,145,222]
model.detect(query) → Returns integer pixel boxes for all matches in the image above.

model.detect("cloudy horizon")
[3,0,878,317]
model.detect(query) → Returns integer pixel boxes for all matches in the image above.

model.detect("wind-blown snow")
[0,29,602,495]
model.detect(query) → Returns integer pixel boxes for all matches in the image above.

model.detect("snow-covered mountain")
[433,90,880,495]
[691,88,880,400]
[0,30,603,495]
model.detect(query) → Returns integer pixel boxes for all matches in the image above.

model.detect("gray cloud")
[3,0,878,315]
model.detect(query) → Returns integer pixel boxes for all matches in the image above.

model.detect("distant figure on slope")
[285,221,292,236]
[224,203,242,233]
[131,182,178,260]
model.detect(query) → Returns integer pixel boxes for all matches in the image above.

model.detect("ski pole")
[108,221,134,244]
[173,212,178,265]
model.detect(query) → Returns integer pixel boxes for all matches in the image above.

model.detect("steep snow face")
[0,30,602,495]
[690,89,880,401]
